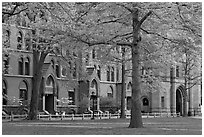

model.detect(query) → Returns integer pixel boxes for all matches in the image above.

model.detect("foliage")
[99,97,120,113]
[77,97,89,114]
[2,2,201,124]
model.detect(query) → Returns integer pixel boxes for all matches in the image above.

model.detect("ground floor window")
[68,91,75,105]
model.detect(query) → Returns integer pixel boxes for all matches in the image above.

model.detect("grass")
[2,117,202,135]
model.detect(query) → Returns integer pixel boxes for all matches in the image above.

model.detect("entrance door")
[127,97,131,110]
[176,89,183,115]
[45,94,54,114]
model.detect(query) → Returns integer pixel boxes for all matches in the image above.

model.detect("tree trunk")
[129,8,143,128]
[120,47,126,118]
[28,51,48,120]
[129,6,152,128]
[28,71,42,120]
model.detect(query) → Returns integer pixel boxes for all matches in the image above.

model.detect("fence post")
[49,114,51,120]
[82,114,84,120]
[72,114,74,120]
[10,112,13,121]
[109,113,111,119]
[61,113,63,120]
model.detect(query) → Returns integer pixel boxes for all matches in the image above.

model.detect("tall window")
[18,57,24,75]
[3,54,9,74]
[111,67,115,82]
[32,30,36,49]
[68,90,75,105]
[3,80,7,105]
[25,57,30,75]
[56,64,60,78]
[97,65,101,80]
[161,96,165,108]
[3,30,10,48]
[107,66,110,81]
[116,67,119,82]
[17,31,23,50]
[72,62,77,79]
[25,32,31,51]
[92,48,96,59]
[51,59,55,69]
[85,53,89,66]
[176,65,179,77]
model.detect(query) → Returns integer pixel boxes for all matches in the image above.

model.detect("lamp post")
[90,92,97,120]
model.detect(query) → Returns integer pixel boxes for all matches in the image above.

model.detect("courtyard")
[2,117,202,135]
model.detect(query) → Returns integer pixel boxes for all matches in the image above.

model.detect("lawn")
[2,117,202,135]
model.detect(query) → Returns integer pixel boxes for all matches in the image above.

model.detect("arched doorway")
[45,75,55,114]
[90,79,98,95]
[19,80,28,105]
[90,79,98,110]
[176,88,183,116]
[2,80,7,105]
[107,86,113,98]
[141,97,149,113]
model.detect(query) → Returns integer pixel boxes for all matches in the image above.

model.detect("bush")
[77,97,89,114]
[99,97,120,113]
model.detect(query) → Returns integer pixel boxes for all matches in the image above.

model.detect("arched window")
[92,48,96,59]
[56,61,60,78]
[111,67,114,82]
[142,98,149,106]
[107,66,110,81]
[3,54,9,74]
[72,62,77,79]
[19,81,28,103]
[2,80,7,105]
[32,29,36,49]
[85,53,89,66]
[116,67,119,82]
[127,82,132,91]
[17,31,23,50]
[46,76,54,87]
[50,59,55,69]
[97,65,101,80]
[18,57,24,75]
[107,86,113,98]
[3,30,10,48]
[91,79,97,95]
[176,65,179,77]
[25,57,30,75]
[25,32,31,51]
[61,67,67,77]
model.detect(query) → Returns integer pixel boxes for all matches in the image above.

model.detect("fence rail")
[2,112,183,121]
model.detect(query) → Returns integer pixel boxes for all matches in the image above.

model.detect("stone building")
[2,16,201,116]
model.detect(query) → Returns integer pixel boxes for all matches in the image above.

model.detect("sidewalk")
[190,116,202,119]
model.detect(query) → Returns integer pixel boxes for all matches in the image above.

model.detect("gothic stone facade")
[3,23,201,116]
